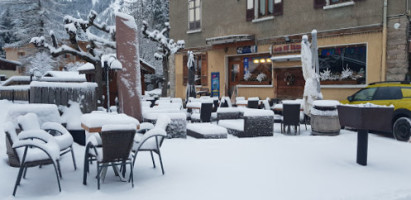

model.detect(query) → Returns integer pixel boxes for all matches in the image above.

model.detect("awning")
[270,54,301,62]
[206,34,254,45]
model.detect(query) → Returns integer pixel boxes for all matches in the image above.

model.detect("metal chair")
[17,113,77,170]
[191,103,213,122]
[4,122,62,196]
[281,104,301,135]
[131,115,170,176]
[85,124,136,189]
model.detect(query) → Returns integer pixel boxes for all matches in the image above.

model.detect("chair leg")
[156,150,165,175]
[52,162,62,192]
[130,163,134,188]
[150,151,156,168]
[97,164,102,190]
[13,163,26,196]
[23,166,28,179]
[70,146,77,170]
[57,160,62,179]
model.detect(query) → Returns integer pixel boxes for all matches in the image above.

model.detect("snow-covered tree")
[0,8,15,57]
[24,51,56,75]
[142,21,184,96]
[30,10,117,104]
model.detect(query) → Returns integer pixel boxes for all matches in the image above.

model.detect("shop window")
[246,0,283,21]
[229,55,272,85]
[188,0,201,30]
[183,53,208,86]
[318,44,366,85]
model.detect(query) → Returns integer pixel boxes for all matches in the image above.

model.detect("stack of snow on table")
[218,108,274,137]
[187,123,228,139]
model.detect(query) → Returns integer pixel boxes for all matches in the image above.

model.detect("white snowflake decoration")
[256,73,267,82]
[320,68,332,81]
[340,67,353,80]
[243,71,252,81]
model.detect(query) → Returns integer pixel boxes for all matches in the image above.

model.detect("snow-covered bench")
[218,109,274,137]
[187,123,227,139]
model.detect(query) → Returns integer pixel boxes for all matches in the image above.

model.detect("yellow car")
[342,81,411,141]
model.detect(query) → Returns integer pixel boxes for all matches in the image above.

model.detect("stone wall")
[386,15,409,81]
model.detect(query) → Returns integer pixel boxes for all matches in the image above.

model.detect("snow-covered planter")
[143,112,187,138]
[218,109,274,137]
[311,100,341,135]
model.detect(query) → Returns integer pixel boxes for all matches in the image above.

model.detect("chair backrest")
[100,125,136,163]
[247,100,259,109]
[262,100,271,110]
[200,103,213,122]
[212,99,219,112]
[283,104,301,125]
[4,122,21,166]
[17,113,41,130]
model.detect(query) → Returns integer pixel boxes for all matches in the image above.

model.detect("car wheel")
[393,117,411,141]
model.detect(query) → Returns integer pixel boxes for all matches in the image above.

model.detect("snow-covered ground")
[1,100,411,200]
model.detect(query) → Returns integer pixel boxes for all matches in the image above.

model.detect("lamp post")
[104,61,110,112]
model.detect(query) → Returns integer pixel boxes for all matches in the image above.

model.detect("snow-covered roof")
[77,62,95,72]
[140,59,155,73]
[206,34,254,45]
[1,74,87,86]
[0,58,22,66]
[43,71,86,81]
[270,54,301,62]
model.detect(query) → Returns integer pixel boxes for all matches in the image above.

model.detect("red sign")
[272,43,301,54]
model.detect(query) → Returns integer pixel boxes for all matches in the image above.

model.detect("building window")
[246,0,282,21]
[17,52,25,57]
[188,0,201,30]
[329,0,351,5]
[314,0,359,9]
[318,44,367,85]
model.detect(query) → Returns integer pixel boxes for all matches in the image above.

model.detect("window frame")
[247,0,282,21]
[188,0,201,31]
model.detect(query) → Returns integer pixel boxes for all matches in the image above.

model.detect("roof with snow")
[0,58,22,72]
[43,71,86,81]
[140,59,155,74]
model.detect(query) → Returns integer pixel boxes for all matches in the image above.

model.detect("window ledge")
[237,84,273,88]
[323,1,355,10]
[187,29,202,34]
[321,84,366,89]
[251,16,274,23]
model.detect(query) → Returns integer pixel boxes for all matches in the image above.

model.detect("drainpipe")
[381,0,388,81]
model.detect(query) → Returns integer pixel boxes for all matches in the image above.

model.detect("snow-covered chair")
[4,122,62,196]
[83,124,136,189]
[17,113,76,170]
[191,103,213,123]
[132,115,171,176]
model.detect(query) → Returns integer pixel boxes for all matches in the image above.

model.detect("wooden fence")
[29,82,98,113]
[0,86,30,102]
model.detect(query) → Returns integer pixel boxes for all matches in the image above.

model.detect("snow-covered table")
[80,111,140,133]
[187,123,227,139]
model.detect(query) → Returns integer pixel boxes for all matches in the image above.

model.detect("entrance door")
[228,60,243,97]
[275,67,304,99]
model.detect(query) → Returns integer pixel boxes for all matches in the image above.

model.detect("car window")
[373,87,402,100]
[401,87,411,98]
[353,87,377,101]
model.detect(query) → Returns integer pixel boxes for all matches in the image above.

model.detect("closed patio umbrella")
[186,51,196,102]
[301,30,322,116]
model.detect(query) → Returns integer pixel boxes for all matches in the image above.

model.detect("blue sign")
[211,72,220,97]
[243,57,249,73]
[237,45,257,54]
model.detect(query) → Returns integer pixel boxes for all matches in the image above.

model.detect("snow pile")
[81,111,140,130]
[17,113,41,130]
[60,101,83,130]
[101,54,122,70]
[313,100,340,108]
[101,123,136,132]
[30,81,97,90]
[243,109,274,117]
[187,123,228,135]
[8,104,61,127]
[77,62,95,71]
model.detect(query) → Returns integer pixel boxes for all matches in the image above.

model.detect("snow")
[243,109,274,117]
[30,81,97,90]
[8,104,61,127]
[0,85,30,91]
[2,101,411,199]
[187,123,228,135]
[115,12,137,30]
[342,103,394,108]
[101,54,123,70]
[101,123,137,132]
[217,107,242,113]
[43,71,86,81]
[77,62,95,71]
[313,100,340,108]
[17,113,41,130]
[80,111,140,129]
[218,119,244,131]
[60,102,83,130]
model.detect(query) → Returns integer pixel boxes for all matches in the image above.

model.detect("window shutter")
[201,54,208,86]
[183,55,188,86]
[273,1,283,16]
[246,0,254,21]
[313,0,326,9]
